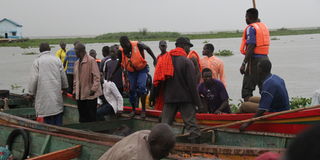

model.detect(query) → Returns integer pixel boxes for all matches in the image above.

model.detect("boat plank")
[27,145,82,160]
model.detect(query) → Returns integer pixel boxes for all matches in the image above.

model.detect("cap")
[175,37,193,47]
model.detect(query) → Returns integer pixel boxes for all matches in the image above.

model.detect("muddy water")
[0,34,319,103]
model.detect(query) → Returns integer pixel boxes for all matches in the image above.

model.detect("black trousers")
[77,99,97,123]
[241,56,269,98]
[67,74,74,94]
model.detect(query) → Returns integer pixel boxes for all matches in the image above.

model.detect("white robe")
[103,80,123,113]
[28,51,68,117]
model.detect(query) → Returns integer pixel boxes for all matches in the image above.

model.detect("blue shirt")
[259,74,290,112]
[198,79,231,113]
[246,26,267,58]
[64,48,78,74]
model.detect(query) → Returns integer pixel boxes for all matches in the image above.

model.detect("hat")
[0,146,12,160]
[175,37,193,47]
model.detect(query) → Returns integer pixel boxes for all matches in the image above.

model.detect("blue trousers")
[96,102,115,121]
[128,67,148,109]
[44,112,63,126]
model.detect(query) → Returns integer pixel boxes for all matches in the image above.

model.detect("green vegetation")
[289,97,312,109]
[22,52,37,55]
[271,37,280,40]
[214,49,234,56]
[1,27,320,48]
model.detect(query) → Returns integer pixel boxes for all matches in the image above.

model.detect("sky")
[1,0,320,37]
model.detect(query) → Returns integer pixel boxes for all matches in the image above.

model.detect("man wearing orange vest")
[240,8,270,102]
[114,36,157,118]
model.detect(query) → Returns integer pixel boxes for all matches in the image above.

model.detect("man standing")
[64,41,79,94]
[198,68,231,114]
[200,43,226,87]
[150,40,168,111]
[55,41,67,65]
[115,36,157,118]
[240,8,270,101]
[73,43,102,123]
[239,59,290,131]
[154,37,201,142]
[28,43,68,126]
[99,46,110,72]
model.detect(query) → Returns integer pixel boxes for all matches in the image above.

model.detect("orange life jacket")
[95,59,101,63]
[120,41,147,72]
[188,50,202,71]
[240,22,270,55]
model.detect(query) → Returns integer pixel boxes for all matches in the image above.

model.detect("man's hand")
[153,59,157,67]
[239,122,250,132]
[240,63,246,75]
[89,90,95,96]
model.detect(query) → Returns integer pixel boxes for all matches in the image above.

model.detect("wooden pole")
[252,0,256,8]
[177,105,320,137]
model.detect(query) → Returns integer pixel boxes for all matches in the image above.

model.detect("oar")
[177,105,320,137]
[252,0,256,8]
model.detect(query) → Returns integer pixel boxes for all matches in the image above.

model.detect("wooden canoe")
[1,104,292,160]
[63,94,320,135]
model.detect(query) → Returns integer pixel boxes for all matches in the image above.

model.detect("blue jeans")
[96,102,115,121]
[128,67,148,109]
[44,112,63,126]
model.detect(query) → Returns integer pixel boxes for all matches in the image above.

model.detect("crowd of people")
[24,8,299,159]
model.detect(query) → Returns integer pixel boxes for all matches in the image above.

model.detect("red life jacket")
[240,22,270,55]
[120,41,147,72]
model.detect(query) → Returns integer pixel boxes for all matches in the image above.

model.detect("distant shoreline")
[1,27,319,48]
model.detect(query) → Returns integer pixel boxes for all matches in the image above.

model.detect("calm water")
[1,34,319,103]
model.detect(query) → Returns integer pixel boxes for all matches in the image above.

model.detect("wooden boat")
[122,106,320,135]
[64,94,320,135]
[1,104,292,160]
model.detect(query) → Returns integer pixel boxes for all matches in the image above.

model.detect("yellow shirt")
[55,48,66,64]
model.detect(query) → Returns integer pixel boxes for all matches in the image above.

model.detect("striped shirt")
[64,48,78,74]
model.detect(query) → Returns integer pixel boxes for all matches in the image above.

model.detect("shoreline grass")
[1,27,320,48]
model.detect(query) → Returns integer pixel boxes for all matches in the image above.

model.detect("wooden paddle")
[177,105,320,137]
[252,0,256,8]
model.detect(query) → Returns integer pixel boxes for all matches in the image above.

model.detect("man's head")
[102,46,110,57]
[119,36,131,49]
[59,41,66,50]
[89,49,97,59]
[257,59,272,82]
[148,123,176,160]
[159,40,167,54]
[175,37,193,54]
[39,43,50,52]
[75,43,86,59]
[285,125,320,160]
[202,43,214,56]
[246,8,259,25]
[110,45,119,59]
[202,68,213,83]
[73,40,80,47]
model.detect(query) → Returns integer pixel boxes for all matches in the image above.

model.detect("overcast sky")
[1,0,320,37]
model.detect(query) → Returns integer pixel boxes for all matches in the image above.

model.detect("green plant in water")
[271,37,280,40]
[203,40,209,44]
[289,97,312,109]
[22,52,37,55]
[11,84,22,90]
[214,49,233,56]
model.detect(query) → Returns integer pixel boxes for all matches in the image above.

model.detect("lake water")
[1,34,319,103]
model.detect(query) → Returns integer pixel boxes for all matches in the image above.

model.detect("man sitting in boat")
[198,68,231,114]
[98,123,176,160]
[240,59,290,131]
